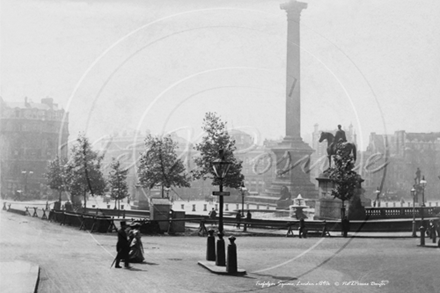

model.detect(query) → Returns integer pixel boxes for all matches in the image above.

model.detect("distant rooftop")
[1,97,61,111]
[406,132,440,142]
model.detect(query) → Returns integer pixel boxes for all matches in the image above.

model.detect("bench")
[7,208,28,216]
[286,221,331,238]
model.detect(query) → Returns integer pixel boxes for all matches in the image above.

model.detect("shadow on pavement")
[138,261,158,265]
[254,273,297,281]
[126,267,146,272]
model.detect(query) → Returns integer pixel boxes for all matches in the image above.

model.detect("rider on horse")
[331,125,347,154]
[319,125,356,168]
[334,125,347,144]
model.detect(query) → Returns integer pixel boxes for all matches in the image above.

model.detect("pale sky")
[1,0,439,150]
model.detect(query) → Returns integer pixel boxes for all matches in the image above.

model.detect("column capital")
[280,0,308,19]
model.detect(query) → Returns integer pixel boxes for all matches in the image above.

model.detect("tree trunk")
[341,200,346,219]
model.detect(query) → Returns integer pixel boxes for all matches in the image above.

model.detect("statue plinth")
[266,138,318,201]
[314,173,367,220]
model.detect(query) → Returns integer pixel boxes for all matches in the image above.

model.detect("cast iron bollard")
[433,228,437,243]
[226,236,237,274]
[206,230,216,261]
[216,233,226,266]
[420,226,425,246]
[2,202,6,210]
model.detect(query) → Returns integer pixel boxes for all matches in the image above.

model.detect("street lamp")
[21,170,34,197]
[374,187,380,207]
[211,149,232,267]
[211,149,232,235]
[164,186,171,200]
[411,187,417,237]
[420,176,427,224]
[240,182,247,217]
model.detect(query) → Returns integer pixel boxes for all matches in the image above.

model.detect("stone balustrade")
[366,206,439,219]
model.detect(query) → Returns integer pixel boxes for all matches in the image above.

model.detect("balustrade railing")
[365,206,438,219]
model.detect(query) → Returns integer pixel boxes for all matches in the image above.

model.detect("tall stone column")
[281,0,307,142]
[268,0,316,204]
[245,0,317,207]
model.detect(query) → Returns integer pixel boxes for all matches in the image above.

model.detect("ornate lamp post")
[164,186,171,200]
[211,150,232,235]
[411,187,417,237]
[240,182,247,217]
[374,187,380,207]
[420,176,427,225]
[21,170,34,198]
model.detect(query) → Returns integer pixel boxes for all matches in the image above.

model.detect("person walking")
[208,208,217,228]
[115,221,131,269]
[246,210,252,221]
[209,208,217,219]
[299,218,306,238]
[235,211,242,228]
[128,223,145,263]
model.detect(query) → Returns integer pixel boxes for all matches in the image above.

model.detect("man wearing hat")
[115,221,131,269]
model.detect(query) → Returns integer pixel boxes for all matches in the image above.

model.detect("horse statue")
[318,131,357,168]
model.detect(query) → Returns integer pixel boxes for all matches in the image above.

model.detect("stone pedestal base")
[314,198,345,220]
[266,138,317,201]
[315,173,367,220]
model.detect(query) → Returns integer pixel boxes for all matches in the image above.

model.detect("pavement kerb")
[0,261,40,293]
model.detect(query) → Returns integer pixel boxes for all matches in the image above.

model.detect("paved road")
[0,211,439,293]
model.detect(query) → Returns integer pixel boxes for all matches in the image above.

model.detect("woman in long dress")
[128,227,145,263]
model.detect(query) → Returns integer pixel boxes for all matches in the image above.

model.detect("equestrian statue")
[318,125,357,168]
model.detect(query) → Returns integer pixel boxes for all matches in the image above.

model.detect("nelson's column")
[254,0,317,206]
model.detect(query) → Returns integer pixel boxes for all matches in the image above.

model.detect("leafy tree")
[137,134,191,197]
[108,158,129,209]
[324,142,362,218]
[192,112,244,188]
[45,156,68,203]
[65,134,106,209]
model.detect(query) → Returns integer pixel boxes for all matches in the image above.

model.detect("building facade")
[362,131,440,201]
[0,97,69,199]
